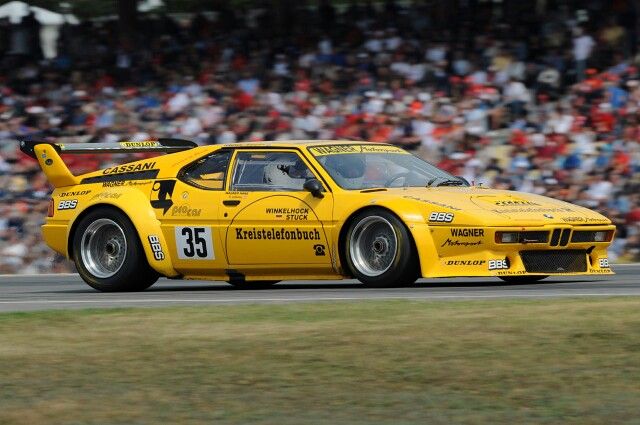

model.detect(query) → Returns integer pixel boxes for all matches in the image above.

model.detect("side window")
[181,150,231,190]
[231,151,316,191]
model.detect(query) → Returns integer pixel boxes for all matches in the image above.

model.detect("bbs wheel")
[498,275,548,284]
[72,208,159,292]
[344,208,419,287]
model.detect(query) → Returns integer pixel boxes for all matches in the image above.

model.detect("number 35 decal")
[175,226,215,260]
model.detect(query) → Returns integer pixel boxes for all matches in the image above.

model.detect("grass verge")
[1,298,640,424]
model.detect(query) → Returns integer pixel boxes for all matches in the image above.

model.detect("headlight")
[593,231,611,242]
[496,232,519,243]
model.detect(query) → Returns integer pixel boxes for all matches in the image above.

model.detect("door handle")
[223,199,241,207]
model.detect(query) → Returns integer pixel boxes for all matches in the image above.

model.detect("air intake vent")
[520,250,587,273]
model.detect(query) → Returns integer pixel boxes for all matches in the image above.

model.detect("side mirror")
[303,179,325,198]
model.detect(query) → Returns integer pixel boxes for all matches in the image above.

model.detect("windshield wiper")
[427,177,465,187]
[436,179,465,187]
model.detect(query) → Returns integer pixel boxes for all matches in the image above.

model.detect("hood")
[384,187,611,227]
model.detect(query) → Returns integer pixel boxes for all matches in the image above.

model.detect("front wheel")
[72,208,159,292]
[344,209,419,287]
[498,275,549,284]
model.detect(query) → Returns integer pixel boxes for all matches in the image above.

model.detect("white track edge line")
[0,292,639,305]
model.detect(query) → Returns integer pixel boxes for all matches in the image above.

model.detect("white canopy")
[138,0,164,13]
[0,1,79,25]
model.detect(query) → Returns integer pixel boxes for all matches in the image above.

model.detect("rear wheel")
[72,208,159,292]
[344,209,419,287]
[498,275,549,284]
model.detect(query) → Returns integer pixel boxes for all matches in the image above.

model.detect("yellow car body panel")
[31,140,614,282]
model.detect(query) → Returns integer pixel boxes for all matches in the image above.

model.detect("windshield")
[311,146,463,190]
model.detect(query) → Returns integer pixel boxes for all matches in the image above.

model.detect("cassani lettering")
[103,162,156,175]
[235,227,321,241]
[450,228,484,237]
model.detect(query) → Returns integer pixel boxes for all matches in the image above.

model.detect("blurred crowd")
[2,0,640,273]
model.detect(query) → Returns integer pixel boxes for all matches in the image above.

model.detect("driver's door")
[220,150,334,271]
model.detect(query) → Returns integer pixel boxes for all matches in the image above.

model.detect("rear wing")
[20,138,197,159]
[19,138,197,188]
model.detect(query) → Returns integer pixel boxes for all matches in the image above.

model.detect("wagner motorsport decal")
[441,239,482,247]
[265,207,309,220]
[102,181,125,187]
[57,199,78,210]
[561,216,609,223]
[103,161,156,175]
[147,235,165,260]
[127,180,153,186]
[450,228,484,237]
[171,205,202,217]
[309,144,407,156]
[59,190,91,197]
[234,227,321,241]
[150,180,176,214]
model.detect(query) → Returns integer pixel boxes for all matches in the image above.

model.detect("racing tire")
[498,275,549,284]
[344,208,419,287]
[72,208,159,292]
[227,280,280,289]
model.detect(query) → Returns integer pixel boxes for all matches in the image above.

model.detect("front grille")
[520,250,587,273]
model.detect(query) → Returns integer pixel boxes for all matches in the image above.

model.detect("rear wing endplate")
[19,138,197,159]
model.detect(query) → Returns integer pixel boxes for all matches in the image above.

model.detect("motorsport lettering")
[235,227,321,241]
[103,162,156,175]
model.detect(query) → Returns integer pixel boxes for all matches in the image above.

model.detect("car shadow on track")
[49,277,606,294]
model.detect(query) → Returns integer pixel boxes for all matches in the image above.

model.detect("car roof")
[218,140,394,149]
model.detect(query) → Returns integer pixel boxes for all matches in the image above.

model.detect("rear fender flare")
[68,188,178,277]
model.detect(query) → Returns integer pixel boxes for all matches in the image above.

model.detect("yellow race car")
[21,139,615,292]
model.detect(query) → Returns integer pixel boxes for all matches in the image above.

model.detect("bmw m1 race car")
[20,139,615,292]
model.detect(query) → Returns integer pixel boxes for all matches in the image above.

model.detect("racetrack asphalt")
[0,265,639,312]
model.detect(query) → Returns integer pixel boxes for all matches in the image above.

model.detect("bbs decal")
[148,235,165,260]
[175,226,214,260]
[57,199,78,210]
[488,259,509,271]
[428,212,454,223]
[599,258,610,268]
